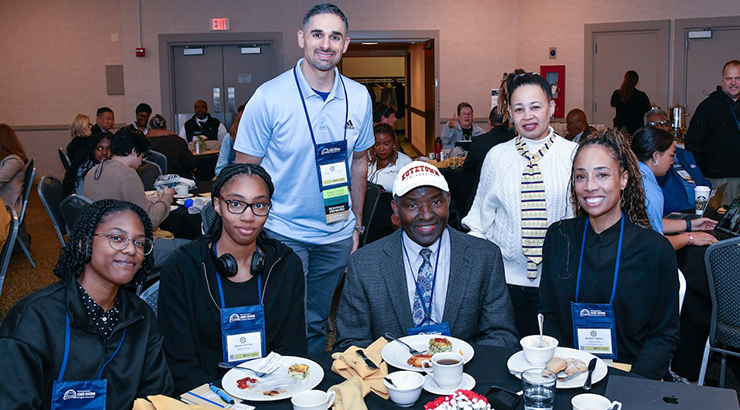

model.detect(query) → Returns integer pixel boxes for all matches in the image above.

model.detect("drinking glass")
[521,368,556,410]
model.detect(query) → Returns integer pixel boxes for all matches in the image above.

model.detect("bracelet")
[685,232,693,246]
[686,219,692,232]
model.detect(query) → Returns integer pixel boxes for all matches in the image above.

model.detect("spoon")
[537,313,545,348]
[384,377,397,388]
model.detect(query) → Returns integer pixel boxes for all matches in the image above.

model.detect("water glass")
[521,368,556,410]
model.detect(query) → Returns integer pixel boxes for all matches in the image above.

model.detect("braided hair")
[54,199,155,286]
[207,163,275,241]
[368,123,399,167]
[571,129,651,229]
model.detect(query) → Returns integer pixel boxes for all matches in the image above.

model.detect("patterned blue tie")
[412,248,433,326]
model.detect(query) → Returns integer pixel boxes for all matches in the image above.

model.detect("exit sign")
[211,18,230,31]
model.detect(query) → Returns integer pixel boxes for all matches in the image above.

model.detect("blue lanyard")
[575,215,624,305]
[292,65,349,147]
[728,99,740,133]
[57,314,126,381]
[214,241,262,308]
[402,234,443,321]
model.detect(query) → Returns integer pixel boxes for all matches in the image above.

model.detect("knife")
[583,358,598,390]
[356,349,379,370]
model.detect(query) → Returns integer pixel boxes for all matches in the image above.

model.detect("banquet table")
[160,180,214,239]
[217,345,635,410]
[193,150,220,181]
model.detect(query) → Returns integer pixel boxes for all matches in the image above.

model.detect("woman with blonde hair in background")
[65,114,93,160]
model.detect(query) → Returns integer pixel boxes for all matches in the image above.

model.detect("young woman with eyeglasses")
[157,163,306,395]
[0,199,173,409]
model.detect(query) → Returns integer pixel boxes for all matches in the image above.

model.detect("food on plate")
[236,376,258,390]
[288,363,310,380]
[263,390,284,396]
[407,353,433,368]
[545,357,587,375]
[429,337,453,354]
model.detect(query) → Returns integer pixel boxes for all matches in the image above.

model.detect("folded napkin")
[133,394,220,410]
[611,362,632,373]
[329,375,371,410]
[331,337,389,399]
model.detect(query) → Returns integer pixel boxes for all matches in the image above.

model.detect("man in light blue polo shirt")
[234,3,374,353]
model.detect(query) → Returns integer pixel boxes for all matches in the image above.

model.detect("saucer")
[173,193,193,199]
[423,373,475,395]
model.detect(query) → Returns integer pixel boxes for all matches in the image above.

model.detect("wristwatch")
[354,225,365,234]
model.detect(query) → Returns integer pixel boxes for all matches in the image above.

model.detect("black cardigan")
[538,215,680,380]
[157,237,307,394]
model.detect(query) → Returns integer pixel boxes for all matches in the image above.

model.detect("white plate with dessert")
[381,335,474,372]
[222,356,323,401]
[507,347,607,389]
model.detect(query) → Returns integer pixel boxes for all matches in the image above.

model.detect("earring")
[653,159,659,166]
[620,191,626,208]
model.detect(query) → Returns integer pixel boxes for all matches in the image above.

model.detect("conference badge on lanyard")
[570,216,623,361]
[51,316,125,410]
[217,274,267,364]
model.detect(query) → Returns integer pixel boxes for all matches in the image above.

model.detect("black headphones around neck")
[210,240,265,278]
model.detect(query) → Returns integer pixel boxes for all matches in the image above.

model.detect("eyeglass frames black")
[218,196,272,216]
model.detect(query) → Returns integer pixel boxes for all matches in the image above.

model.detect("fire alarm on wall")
[135,48,146,57]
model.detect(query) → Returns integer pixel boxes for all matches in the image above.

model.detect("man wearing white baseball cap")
[334,161,518,350]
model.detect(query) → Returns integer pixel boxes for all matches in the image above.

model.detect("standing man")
[685,60,740,203]
[178,99,228,142]
[91,107,115,135]
[131,103,152,135]
[234,3,374,353]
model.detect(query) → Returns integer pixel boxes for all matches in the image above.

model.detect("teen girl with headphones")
[158,163,306,394]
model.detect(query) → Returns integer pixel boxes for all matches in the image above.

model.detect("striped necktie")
[516,135,555,281]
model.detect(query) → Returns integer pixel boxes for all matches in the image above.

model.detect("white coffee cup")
[421,352,464,389]
[175,185,189,197]
[695,185,711,215]
[571,393,622,410]
[291,390,335,410]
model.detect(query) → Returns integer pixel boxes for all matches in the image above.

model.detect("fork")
[218,352,283,378]
[384,332,427,355]
[219,362,269,378]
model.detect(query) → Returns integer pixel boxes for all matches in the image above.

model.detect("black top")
[184,115,221,142]
[685,87,740,178]
[610,89,651,134]
[463,125,516,176]
[65,137,89,162]
[539,215,680,380]
[148,133,196,178]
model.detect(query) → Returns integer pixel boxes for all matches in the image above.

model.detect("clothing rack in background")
[353,78,406,119]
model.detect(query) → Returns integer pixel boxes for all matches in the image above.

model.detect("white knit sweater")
[463,131,577,287]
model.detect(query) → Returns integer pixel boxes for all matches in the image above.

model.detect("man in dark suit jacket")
[463,106,516,176]
[91,107,115,135]
[564,109,596,143]
[335,161,518,350]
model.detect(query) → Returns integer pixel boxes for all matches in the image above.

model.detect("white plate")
[423,373,476,395]
[174,193,194,199]
[145,190,159,198]
[222,356,324,401]
[381,335,475,372]
[507,347,607,389]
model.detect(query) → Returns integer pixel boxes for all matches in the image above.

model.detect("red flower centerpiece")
[424,389,491,410]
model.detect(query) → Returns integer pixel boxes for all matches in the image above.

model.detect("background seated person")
[335,161,518,351]
[463,105,515,176]
[373,103,397,128]
[62,131,112,196]
[441,102,485,149]
[91,106,115,135]
[645,109,713,215]
[0,200,173,409]
[564,108,596,143]
[631,126,718,250]
[215,104,244,176]
[539,130,680,380]
[179,99,228,142]
[158,164,306,395]
[65,114,93,160]
[147,114,196,178]
[0,123,29,215]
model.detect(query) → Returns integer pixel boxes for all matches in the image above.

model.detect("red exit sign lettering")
[211,18,230,31]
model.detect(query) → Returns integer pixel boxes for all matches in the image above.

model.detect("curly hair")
[54,199,155,286]
[571,129,651,229]
[206,163,275,241]
[368,123,399,167]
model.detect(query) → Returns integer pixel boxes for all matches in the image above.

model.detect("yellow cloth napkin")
[132,395,222,410]
[611,362,632,372]
[331,337,389,399]
[153,228,174,239]
[329,375,372,410]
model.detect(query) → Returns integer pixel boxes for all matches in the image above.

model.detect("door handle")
[213,88,221,113]
[228,87,236,113]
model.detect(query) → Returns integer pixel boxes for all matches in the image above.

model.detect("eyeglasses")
[93,233,154,255]
[219,197,272,216]
[647,120,671,127]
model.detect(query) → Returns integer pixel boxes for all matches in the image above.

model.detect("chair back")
[19,159,35,224]
[60,194,93,234]
[137,161,162,191]
[38,175,66,245]
[0,206,20,300]
[58,148,71,172]
[361,182,382,247]
[138,280,160,318]
[705,237,740,349]
[148,150,168,175]
[201,201,219,235]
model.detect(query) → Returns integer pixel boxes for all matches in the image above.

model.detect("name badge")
[225,331,263,362]
[221,305,267,364]
[407,321,451,337]
[571,302,618,360]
